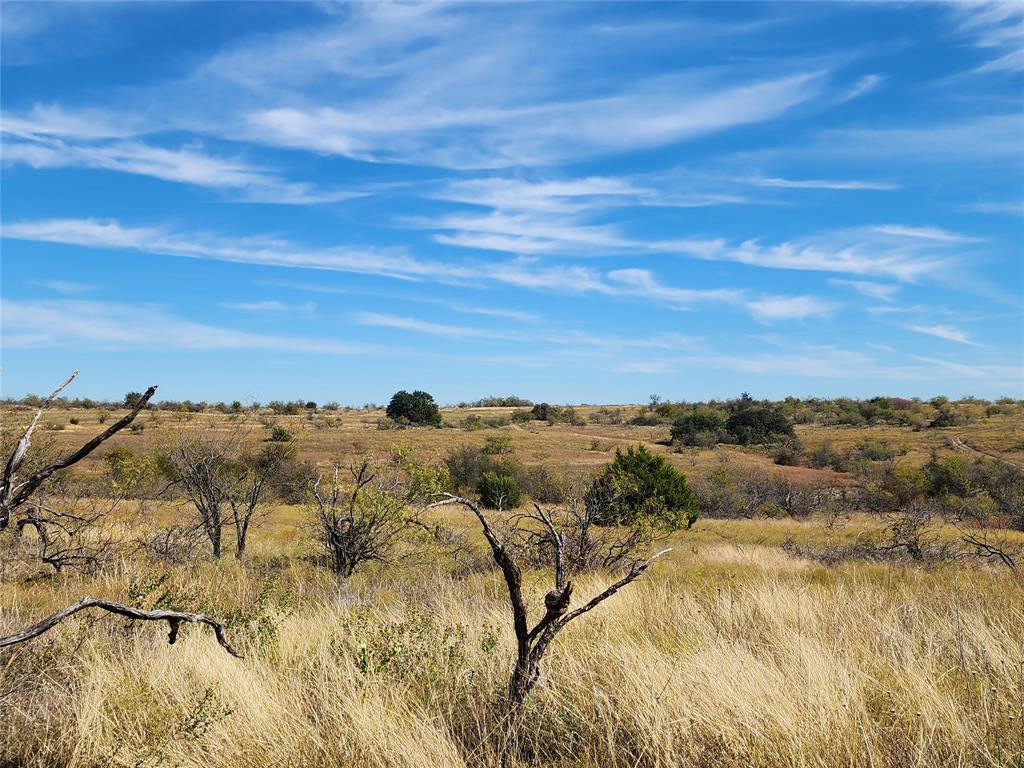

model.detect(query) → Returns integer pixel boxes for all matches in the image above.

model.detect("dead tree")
[14,489,117,573]
[1,371,156,531]
[228,442,295,559]
[430,493,670,705]
[160,435,236,558]
[161,432,293,559]
[0,371,238,656]
[311,458,418,577]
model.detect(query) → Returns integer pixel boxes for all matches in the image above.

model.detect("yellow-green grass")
[2,512,1023,767]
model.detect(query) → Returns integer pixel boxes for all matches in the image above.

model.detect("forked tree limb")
[1,382,158,527]
[0,597,242,657]
[430,493,530,651]
[1,371,79,511]
[429,492,671,703]
[560,548,672,625]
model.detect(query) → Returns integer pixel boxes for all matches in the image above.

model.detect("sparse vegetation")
[2,387,1023,767]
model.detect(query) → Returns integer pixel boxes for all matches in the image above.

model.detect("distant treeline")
[3,391,1021,431]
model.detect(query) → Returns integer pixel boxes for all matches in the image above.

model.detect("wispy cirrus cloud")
[257,280,541,324]
[0,298,374,354]
[907,324,981,346]
[606,268,744,307]
[2,217,473,281]
[949,1,1024,74]
[219,300,315,312]
[817,114,1024,162]
[352,311,702,352]
[910,354,1021,383]
[0,216,881,324]
[164,3,833,169]
[747,295,836,321]
[1,114,355,204]
[247,70,827,169]
[746,176,899,191]
[701,224,971,282]
[30,279,95,295]
[868,225,983,244]
[829,278,901,302]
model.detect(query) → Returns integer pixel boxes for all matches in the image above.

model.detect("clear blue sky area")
[2,1,1022,404]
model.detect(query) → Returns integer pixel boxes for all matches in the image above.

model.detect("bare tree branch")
[560,548,672,624]
[0,596,241,657]
[429,492,670,704]
[1,371,79,524]
[1,381,157,528]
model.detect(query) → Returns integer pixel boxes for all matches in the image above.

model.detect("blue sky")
[1,1,1022,404]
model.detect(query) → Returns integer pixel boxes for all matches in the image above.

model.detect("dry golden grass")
[2,514,1023,768]
[2,406,1023,766]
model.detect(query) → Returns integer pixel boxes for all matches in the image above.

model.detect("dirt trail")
[949,435,1024,468]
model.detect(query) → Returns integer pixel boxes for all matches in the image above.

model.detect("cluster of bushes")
[630,394,1021,432]
[444,443,566,508]
[461,413,510,430]
[693,463,845,520]
[511,403,585,425]
[457,395,533,408]
[671,395,794,448]
[444,440,699,532]
[856,453,1024,527]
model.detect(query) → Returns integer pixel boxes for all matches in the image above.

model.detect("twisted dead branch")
[429,492,670,704]
[1,372,157,530]
[1,371,238,658]
[0,597,241,657]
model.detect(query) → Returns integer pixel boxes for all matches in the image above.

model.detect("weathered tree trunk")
[429,494,670,708]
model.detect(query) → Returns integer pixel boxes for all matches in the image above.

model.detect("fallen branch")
[0,597,242,657]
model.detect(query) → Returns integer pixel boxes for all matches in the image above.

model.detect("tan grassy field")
[1,405,1023,767]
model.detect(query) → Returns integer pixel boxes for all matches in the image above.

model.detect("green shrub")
[386,390,442,426]
[807,441,844,471]
[519,464,566,503]
[478,472,522,509]
[268,425,293,443]
[772,438,804,466]
[587,444,697,530]
[671,408,726,446]
[725,403,794,445]
[483,435,513,455]
[627,412,662,427]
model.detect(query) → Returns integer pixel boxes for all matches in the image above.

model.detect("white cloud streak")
[907,324,982,346]
[1,299,373,354]
[1,120,355,204]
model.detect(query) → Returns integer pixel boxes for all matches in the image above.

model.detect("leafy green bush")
[671,408,726,446]
[807,441,844,471]
[477,472,522,509]
[268,425,293,443]
[386,390,442,426]
[483,435,513,455]
[627,412,662,427]
[518,464,566,503]
[725,402,794,445]
[772,438,804,466]
[587,444,697,530]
